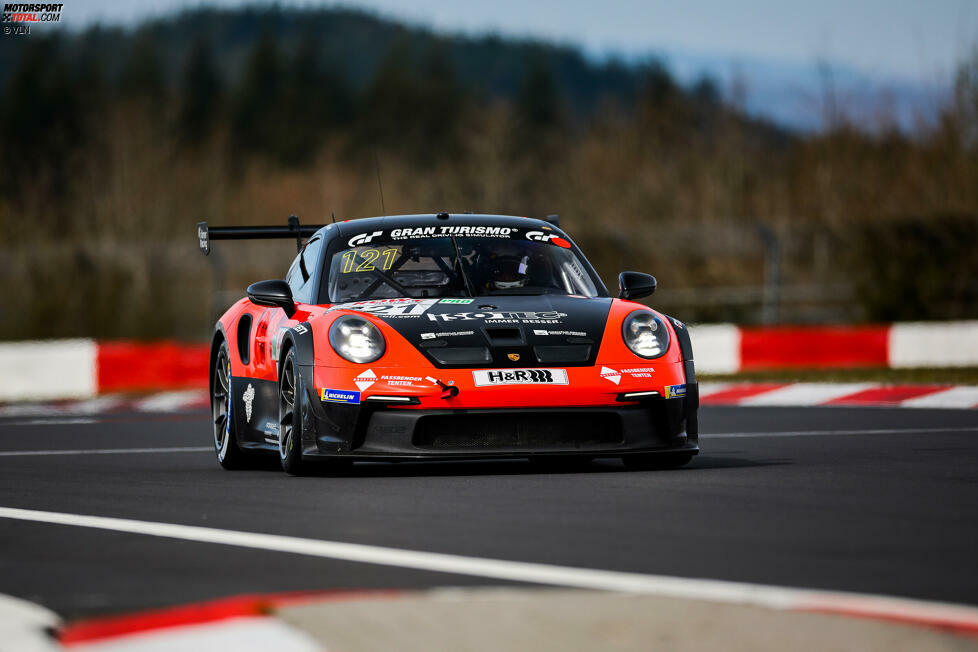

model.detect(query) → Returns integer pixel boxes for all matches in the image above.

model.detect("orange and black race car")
[197,213,698,475]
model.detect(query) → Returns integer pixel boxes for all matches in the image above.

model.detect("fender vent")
[236,314,253,364]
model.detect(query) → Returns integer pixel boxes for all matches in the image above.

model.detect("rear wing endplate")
[197,215,325,255]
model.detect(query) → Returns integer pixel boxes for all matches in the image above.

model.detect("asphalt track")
[0,405,976,621]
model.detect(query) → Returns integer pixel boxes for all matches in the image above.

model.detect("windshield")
[327,234,600,303]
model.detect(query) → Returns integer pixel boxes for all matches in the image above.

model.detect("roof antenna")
[331,212,337,224]
[373,152,386,216]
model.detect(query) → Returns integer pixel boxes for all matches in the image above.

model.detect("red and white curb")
[699,382,978,409]
[0,391,209,419]
[1,383,975,420]
[2,321,977,402]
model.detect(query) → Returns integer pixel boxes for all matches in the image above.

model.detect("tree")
[178,38,222,145]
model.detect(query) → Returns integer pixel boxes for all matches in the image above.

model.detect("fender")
[665,314,698,440]
[278,321,328,454]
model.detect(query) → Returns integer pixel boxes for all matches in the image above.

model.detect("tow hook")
[427,377,459,399]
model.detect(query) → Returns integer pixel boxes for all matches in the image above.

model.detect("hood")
[326,295,613,368]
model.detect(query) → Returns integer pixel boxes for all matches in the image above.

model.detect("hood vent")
[429,347,492,365]
[485,327,524,344]
[534,344,591,363]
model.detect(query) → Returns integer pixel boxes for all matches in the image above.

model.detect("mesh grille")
[414,412,623,450]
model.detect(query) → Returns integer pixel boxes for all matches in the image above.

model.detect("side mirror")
[618,272,657,300]
[247,280,296,317]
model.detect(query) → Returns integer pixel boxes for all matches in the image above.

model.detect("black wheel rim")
[213,348,231,460]
[279,360,295,460]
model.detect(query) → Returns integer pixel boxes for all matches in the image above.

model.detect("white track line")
[0,447,211,457]
[704,426,978,439]
[1,506,978,631]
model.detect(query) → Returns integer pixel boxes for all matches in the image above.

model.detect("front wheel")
[278,349,307,476]
[623,452,694,471]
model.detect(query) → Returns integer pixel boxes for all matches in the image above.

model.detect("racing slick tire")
[622,452,694,471]
[212,341,248,470]
[278,348,307,476]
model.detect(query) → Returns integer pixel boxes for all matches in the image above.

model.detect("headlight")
[328,315,386,363]
[622,311,670,359]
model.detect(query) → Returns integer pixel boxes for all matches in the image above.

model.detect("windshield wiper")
[450,235,476,298]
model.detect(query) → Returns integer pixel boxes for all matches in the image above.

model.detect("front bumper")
[296,378,699,460]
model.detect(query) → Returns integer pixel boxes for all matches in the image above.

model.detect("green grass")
[699,367,978,385]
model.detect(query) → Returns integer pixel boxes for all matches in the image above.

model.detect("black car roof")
[327,214,564,241]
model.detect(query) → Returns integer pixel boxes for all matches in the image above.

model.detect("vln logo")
[347,231,383,247]
[600,366,621,385]
[525,231,571,249]
[472,368,569,386]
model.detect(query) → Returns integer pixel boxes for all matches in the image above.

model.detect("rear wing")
[196,215,325,255]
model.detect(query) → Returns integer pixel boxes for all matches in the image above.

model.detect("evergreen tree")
[178,38,222,145]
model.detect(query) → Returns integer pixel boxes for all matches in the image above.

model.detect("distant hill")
[0,5,729,120]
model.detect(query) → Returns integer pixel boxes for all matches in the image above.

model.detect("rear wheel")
[212,341,247,469]
[623,452,694,471]
[278,349,306,476]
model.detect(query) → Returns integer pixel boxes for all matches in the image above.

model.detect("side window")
[285,255,303,298]
[291,237,323,304]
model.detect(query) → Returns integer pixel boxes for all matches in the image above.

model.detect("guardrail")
[1,321,976,401]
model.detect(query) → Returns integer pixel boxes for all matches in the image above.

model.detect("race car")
[197,213,698,474]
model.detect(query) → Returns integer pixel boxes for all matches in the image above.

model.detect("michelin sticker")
[320,388,361,404]
[242,383,255,423]
[472,368,569,386]
[664,384,687,399]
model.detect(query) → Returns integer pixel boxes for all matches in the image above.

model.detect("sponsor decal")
[472,368,569,386]
[347,231,383,247]
[242,383,256,422]
[440,298,474,304]
[261,421,280,437]
[532,329,587,337]
[526,230,572,249]
[388,225,517,239]
[327,297,438,318]
[665,384,687,399]
[671,318,685,330]
[420,330,474,340]
[601,366,657,384]
[354,369,377,392]
[427,311,566,324]
[380,374,428,387]
[320,388,361,404]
